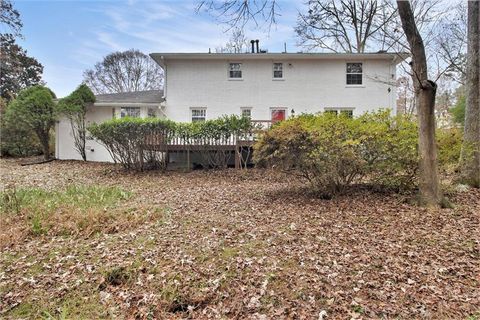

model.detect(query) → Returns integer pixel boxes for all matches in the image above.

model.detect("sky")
[12,0,305,98]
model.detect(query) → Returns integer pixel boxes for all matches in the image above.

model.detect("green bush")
[254,110,419,196]
[0,97,44,157]
[437,127,463,169]
[88,115,256,170]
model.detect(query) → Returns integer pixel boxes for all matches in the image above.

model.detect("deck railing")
[143,120,272,151]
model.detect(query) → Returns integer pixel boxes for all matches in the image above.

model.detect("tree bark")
[461,0,480,187]
[397,1,442,206]
[38,131,50,161]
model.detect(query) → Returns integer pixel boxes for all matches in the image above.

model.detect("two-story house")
[56,51,407,162]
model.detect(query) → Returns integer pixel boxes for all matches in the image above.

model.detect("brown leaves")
[0,158,479,319]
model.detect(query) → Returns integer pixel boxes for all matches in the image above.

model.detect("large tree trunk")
[461,0,480,187]
[397,1,442,206]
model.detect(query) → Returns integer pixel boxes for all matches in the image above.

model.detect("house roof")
[94,90,164,106]
[150,52,409,68]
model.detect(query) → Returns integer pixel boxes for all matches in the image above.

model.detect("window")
[120,107,140,118]
[346,62,363,85]
[191,108,206,122]
[324,108,354,118]
[147,107,157,118]
[324,110,338,116]
[340,109,354,118]
[228,63,242,79]
[273,63,283,79]
[241,108,252,118]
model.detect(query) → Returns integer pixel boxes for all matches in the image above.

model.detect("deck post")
[186,148,191,171]
[235,144,240,169]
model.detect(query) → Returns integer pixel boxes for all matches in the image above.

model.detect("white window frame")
[272,62,284,80]
[346,62,363,86]
[191,108,207,122]
[240,107,252,118]
[228,62,243,80]
[120,106,141,118]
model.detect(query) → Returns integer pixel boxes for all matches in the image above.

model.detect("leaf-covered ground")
[1,158,479,319]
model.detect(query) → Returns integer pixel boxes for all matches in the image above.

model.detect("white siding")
[56,107,114,162]
[164,58,397,121]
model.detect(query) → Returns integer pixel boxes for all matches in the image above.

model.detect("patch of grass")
[1,185,130,215]
[0,185,132,240]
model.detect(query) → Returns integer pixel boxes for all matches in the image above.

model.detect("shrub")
[88,115,256,170]
[0,97,44,157]
[437,127,463,170]
[88,117,175,171]
[254,110,419,196]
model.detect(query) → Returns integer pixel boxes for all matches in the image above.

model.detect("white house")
[56,51,407,162]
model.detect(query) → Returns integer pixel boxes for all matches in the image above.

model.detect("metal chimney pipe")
[255,39,259,53]
[250,40,255,53]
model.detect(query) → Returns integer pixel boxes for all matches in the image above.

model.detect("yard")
[0,158,479,319]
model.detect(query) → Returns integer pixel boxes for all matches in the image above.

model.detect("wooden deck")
[142,120,272,169]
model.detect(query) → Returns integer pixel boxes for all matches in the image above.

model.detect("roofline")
[94,102,162,107]
[150,52,410,68]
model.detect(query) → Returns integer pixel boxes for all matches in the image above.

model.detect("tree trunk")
[38,131,50,161]
[461,0,480,187]
[397,1,443,206]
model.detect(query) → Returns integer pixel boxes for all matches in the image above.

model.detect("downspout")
[55,120,60,159]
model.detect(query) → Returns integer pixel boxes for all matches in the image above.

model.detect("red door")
[271,109,286,123]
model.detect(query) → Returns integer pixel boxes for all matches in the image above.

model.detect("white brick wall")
[164,58,397,122]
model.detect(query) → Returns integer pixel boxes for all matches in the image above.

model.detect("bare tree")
[435,2,467,84]
[0,0,22,37]
[216,27,249,53]
[461,0,479,187]
[295,0,397,53]
[196,0,279,30]
[83,49,163,94]
[397,0,442,206]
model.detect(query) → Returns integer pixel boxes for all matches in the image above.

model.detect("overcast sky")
[14,0,304,97]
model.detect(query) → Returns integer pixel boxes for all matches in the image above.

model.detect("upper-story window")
[273,63,283,79]
[346,63,363,85]
[191,108,206,122]
[120,107,140,118]
[228,63,242,79]
[241,107,252,118]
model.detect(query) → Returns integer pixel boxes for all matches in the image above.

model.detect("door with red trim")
[271,109,286,123]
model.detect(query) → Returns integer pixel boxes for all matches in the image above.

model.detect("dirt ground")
[1,158,479,319]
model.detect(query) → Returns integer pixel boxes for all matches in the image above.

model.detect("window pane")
[346,74,362,85]
[340,110,353,118]
[346,63,362,73]
[325,110,338,115]
[273,63,283,78]
[120,107,140,118]
[229,63,242,78]
[241,108,251,118]
[192,109,206,122]
[229,70,242,78]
